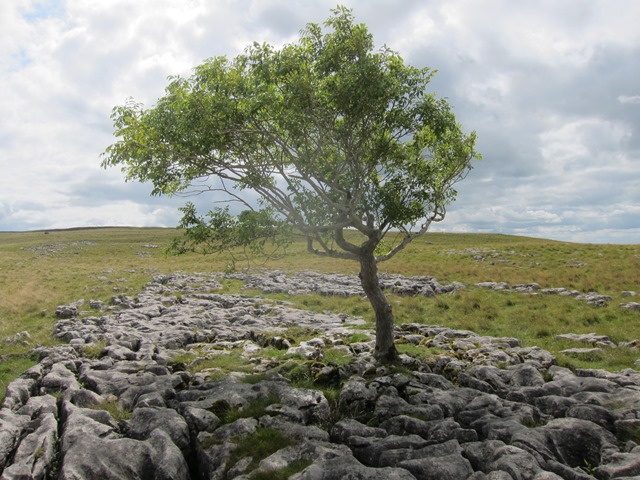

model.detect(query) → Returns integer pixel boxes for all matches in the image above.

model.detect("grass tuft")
[227,427,295,475]
[88,399,132,421]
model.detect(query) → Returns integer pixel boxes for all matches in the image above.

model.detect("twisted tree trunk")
[359,250,398,362]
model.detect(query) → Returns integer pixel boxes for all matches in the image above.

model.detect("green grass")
[227,427,296,475]
[1,227,638,399]
[217,395,280,425]
[171,348,254,377]
[88,398,132,421]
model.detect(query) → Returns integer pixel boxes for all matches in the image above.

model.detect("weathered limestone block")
[41,362,80,393]
[330,418,387,445]
[0,412,57,480]
[1,377,37,411]
[59,429,189,480]
[395,440,474,480]
[594,446,640,479]
[290,453,417,479]
[349,434,428,467]
[255,440,350,476]
[374,394,444,423]
[259,415,330,442]
[0,409,32,471]
[55,304,78,319]
[128,406,191,454]
[511,417,618,472]
[180,405,220,437]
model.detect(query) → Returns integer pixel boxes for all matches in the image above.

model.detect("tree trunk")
[359,251,398,362]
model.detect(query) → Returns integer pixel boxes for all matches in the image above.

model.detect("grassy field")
[1,227,639,395]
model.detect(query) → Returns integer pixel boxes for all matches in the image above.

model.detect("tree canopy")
[102,6,480,360]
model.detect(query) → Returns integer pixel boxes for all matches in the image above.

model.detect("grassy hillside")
[1,227,639,394]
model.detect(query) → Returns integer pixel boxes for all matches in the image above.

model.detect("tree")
[102,7,479,362]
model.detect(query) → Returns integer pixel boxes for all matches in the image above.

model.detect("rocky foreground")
[1,271,639,479]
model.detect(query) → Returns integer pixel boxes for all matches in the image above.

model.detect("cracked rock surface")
[1,271,639,479]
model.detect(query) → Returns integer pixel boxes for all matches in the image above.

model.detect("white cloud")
[0,0,639,243]
[539,117,633,169]
[618,95,640,105]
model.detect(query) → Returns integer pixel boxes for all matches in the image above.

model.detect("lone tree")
[102,7,479,361]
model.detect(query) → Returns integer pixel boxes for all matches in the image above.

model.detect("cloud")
[0,0,638,244]
[618,95,640,105]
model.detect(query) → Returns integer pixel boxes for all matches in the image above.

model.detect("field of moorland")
[1,227,639,398]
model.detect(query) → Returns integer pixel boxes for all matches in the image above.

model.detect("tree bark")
[359,251,398,362]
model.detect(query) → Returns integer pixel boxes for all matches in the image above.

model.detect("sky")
[1,0,639,243]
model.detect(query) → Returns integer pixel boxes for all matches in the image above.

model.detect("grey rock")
[128,406,191,454]
[396,440,474,480]
[276,385,331,425]
[594,447,640,479]
[533,395,578,417]
[532,473,564,480]
[375,394,444,422]
[0,412,57,480]
[561,347,605,358]
[0,410,31,471]
[412,371,455,390]
[509,363,546,387]
[487,444,543,480]
[566,403,618,432]
[55,304,78,319]
[351,434,428,467]
[380,415,432,438]
[59,429,188,480]
[427,418,478,444]
[511,417,618,471]
[291,452,417,480]
[180,405,220,435]
[620,301,640,310]
[259,415,330,442]
[3,330,31,345]
[41,362,80,393]
[207,417,258,444]
[2,377,37,411]
[330,418,387,444]
[556,333,616,348]
[338,377,378,414]
[195,433,238,479]
[255,440,350,476]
